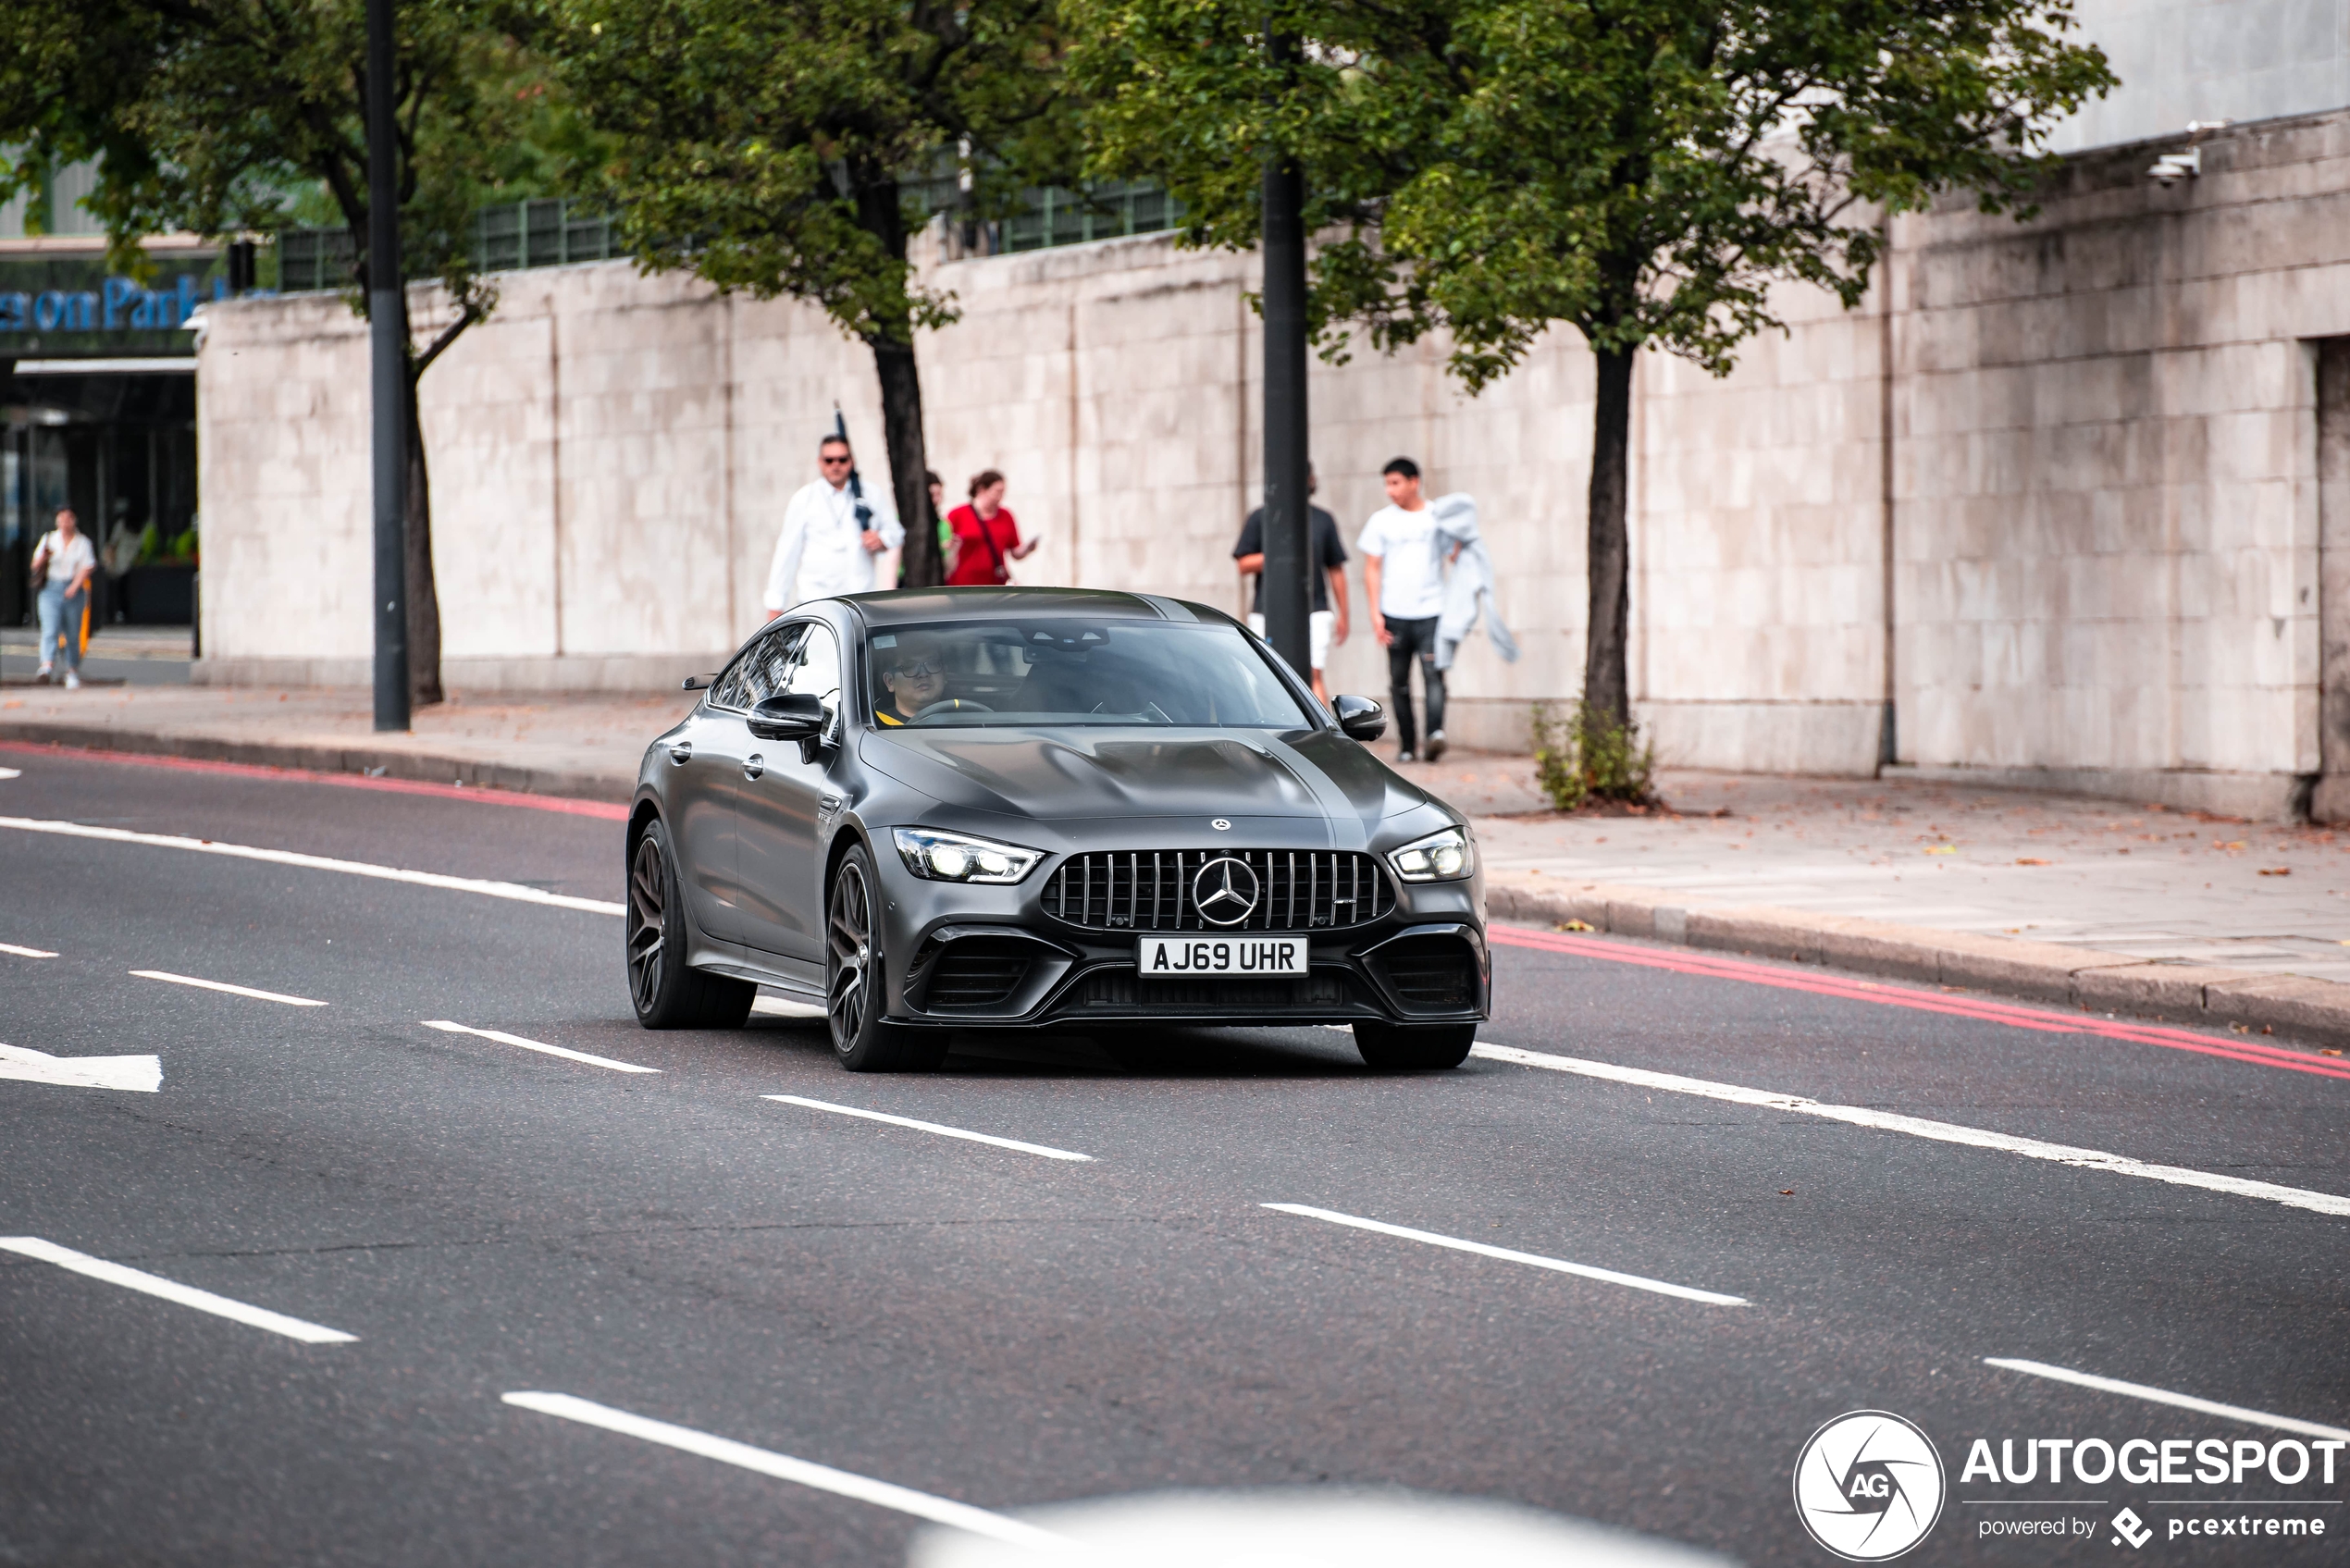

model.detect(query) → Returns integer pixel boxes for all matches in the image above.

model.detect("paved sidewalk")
[6,684,2349,1045]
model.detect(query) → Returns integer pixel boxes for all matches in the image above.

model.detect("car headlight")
[1388,825,1474,883]
[892,827,1045,884]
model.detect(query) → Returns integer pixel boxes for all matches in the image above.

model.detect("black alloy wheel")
[826,843,946,1072]
[1354,1019,1476,1070]
[626,818,754,1029]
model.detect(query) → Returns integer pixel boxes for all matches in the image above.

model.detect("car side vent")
[923,944,1033,1010]
[1373,935,1478,1008]
[1043,850,1394,932]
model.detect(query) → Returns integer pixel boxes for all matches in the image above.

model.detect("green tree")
[0,0,547,707]
[1074,0,2114,726]
[538,0,1076,587]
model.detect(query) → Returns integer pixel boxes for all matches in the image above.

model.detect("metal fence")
[275,199,615,293]
[274,183,1169,293]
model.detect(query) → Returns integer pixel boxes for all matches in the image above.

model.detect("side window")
[711,623,801,710]
[785,624,842,718]
[741,624,807,706]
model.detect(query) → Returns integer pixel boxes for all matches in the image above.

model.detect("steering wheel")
[916,698,994,719]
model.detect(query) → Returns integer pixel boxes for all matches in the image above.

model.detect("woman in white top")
[30,506,97,688]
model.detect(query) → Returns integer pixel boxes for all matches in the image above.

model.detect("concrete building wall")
[195,107,2350,814]
[2057,0,2350,152]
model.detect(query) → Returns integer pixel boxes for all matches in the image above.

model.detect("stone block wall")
[195,106,2350,809]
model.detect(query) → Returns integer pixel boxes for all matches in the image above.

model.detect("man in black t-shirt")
[1234,468,1350,701]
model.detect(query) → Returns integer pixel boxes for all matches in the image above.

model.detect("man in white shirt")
[764,434,905,617]
[29,506,97,689]
[1357,456,1451,761]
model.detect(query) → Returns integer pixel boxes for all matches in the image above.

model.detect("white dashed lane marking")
[131,969,327,1006]
[763,1094,1093,1162]
[423,1019,659,1074]
[1261,1203,1747,1306]
[501,1392,1068,1547]
[0,1237,354,1343]
[1471,1043,2350,1219]
[1985,1359,2350,1441]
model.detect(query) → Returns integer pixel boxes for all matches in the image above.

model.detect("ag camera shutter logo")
[1793,1411,1947,1561]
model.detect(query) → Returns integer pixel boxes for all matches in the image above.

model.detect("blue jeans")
[36,584,86,673]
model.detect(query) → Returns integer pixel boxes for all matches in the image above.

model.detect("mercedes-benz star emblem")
[1192,856,1260,926]
[1210,818,1231,831]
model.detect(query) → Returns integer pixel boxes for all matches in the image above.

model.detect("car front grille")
[1042,849,1394,932]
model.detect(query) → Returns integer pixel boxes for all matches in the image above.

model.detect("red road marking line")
[1490,922,2350,1082]
[0,739,628,820]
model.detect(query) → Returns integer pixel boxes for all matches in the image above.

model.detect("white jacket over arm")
[763,478,906,610]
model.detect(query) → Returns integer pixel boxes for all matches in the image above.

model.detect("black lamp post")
[366,0,409,730]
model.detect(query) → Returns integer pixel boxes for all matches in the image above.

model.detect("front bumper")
[874,849,1489,1031]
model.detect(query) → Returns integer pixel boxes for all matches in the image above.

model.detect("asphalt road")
[3,743,2346,1567]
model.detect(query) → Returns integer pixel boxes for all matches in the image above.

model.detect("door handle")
[743,754,765,780]
[667,741,694,764]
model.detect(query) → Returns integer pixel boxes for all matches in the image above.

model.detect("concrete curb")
[0,721,635,806]
[1488,875,2350,1055]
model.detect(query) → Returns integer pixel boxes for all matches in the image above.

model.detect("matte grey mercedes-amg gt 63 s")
[626,587,1488,1071]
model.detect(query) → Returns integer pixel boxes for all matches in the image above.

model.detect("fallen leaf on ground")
[1779,1190,1795,1196]
[1924,845,1957,856]
[2258,866,2291,876]
[2015,857,2050,866]
[1556,920,1595,932]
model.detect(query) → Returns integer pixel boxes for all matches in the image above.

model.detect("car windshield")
[865,618,1311,729]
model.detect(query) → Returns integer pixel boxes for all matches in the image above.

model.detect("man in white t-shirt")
[29,506,97,689]
[763,434,906,616]
[1356,456,1452,761]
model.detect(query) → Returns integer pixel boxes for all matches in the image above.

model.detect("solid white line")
[762,1094,1092,1162]
[1261,1203,1748,1305]
[0,816,625,917]
[0,1236,355,1344]
[501,1392,1067,1547]
[1470,1043,2350,1219]
[1984,1360,2350,1441]
[423,1019,660,1074]
[0,768,19,779]
[131,969,326,1006]
[0,943,56,958]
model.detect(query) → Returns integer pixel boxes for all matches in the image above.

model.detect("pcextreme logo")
[1794,1411,1948,1561]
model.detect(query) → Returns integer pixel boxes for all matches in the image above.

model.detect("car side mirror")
[747,692,826,741]
[1332,694,1386,742]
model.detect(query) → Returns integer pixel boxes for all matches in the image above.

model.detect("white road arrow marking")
[0,1043,160,1092]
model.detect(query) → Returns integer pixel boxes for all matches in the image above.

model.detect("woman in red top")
[945,469,1036,586]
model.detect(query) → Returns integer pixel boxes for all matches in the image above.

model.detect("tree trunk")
[870,335,940,587]
[400,352,444,708]
[1583,344,1634,727]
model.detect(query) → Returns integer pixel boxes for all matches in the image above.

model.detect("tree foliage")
[539,0,1077,587]
[1073,0,2115,722]
[0,0,561,707]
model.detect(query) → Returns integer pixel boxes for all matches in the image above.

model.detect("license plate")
[1136,934,1309,976]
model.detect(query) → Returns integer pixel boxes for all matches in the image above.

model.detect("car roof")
[840,587,1223,628]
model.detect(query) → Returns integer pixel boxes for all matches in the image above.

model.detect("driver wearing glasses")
[873,637,979,726]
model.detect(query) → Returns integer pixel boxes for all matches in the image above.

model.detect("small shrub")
[1531,698,1657,811]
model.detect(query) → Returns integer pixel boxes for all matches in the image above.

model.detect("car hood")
[859,726,1431,827]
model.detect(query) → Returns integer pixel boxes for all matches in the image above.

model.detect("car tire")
[826,843,946,1072]
[1354,1019,1476,1070]
[627,818,755,1030]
